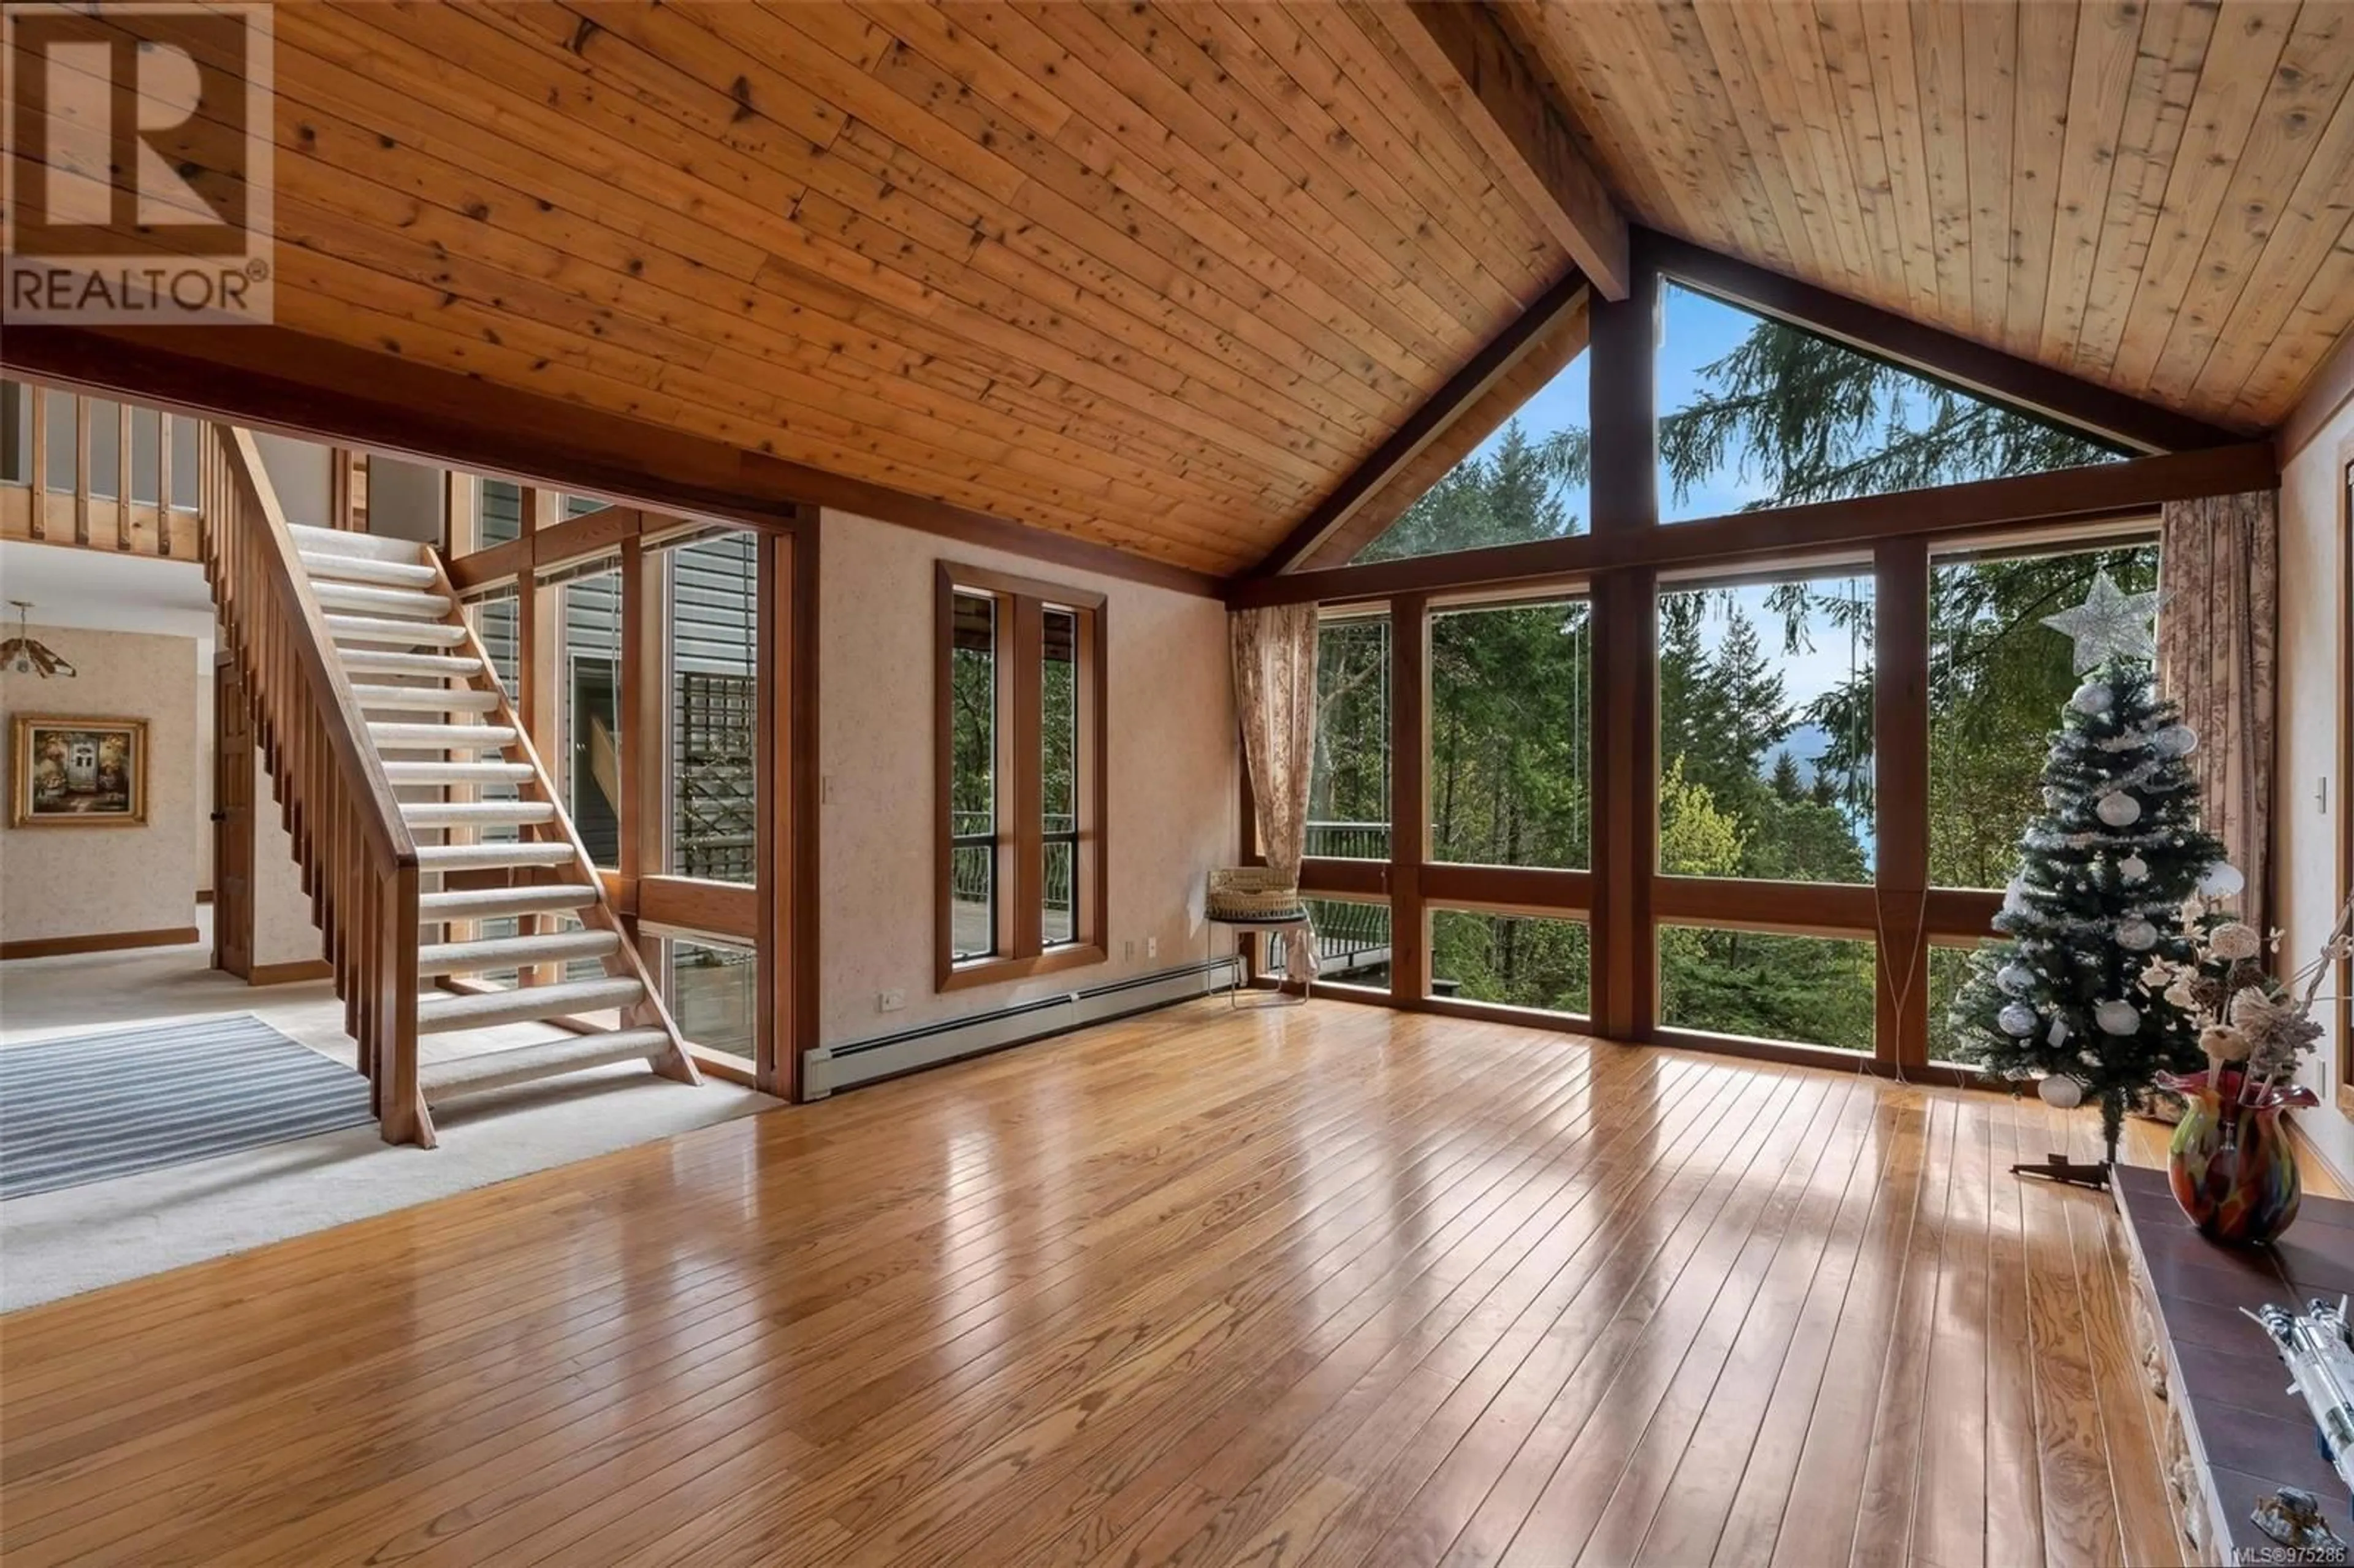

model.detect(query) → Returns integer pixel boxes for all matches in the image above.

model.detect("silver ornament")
[1998,1003,2038,1037]
[2116,918,2158,952]
[2154,723,2198,758]
[2198,861,2245,898]
[2095,791,2142,828]
[2038,1075,2084,1109]
[2069,681,2113,716]
[2094,999,2140,1035]
[1997,963,2035,995]
[2119,854,2148,883]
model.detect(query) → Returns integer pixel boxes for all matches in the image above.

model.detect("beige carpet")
[0,926,777,1312]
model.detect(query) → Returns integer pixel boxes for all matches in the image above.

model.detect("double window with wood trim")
[937,563,1106,990]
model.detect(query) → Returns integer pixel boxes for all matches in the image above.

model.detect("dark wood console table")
[2115,1163,2354,1564]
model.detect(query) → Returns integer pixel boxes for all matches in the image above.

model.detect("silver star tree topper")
[2041,569,2163,672]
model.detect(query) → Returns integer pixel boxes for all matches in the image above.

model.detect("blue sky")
[1460,284,1869,720]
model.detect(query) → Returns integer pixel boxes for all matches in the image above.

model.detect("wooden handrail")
[216,427,415,867]
[200,424,425,1141]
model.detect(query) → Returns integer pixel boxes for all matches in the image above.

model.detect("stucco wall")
[251,749,325,971]
[2273,390,2352,1176]
[1,625,201,945]
[818,510,1237,1046]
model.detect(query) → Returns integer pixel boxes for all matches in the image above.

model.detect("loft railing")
[0,378,204,560]
[200,424,426,1142]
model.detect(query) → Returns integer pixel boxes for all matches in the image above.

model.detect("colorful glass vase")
[2158,1070,2315,1246]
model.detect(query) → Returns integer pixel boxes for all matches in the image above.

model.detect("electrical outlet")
[1146,936,1159,959]
[878,988,905,1013]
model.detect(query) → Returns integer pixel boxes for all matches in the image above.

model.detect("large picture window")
[1430,909,1589,1018]
[1927,538,2160,889]
[1656,571,1875,886]
[1430,598,1590,870]
[1654,283,2126,523]
[1308,612,1391,861]
[936,563,1106,989]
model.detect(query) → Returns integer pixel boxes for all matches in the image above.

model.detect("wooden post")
[1586,245,1661,1040]
[1591,568,1658,1039]
[1389,594,1430,1005]
[72,395,90,546]
[156,411,173,557]
[1875,535,1932,1070]
[115,400,132,549]
[27,385,47,541]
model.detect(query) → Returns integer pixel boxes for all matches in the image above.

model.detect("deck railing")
[1305,820,1391,859]
[200,424,425,1141]
[0,378,204,560]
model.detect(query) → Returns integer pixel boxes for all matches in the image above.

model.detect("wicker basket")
[1206,867,1306,923]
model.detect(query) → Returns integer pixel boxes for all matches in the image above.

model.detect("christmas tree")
[1949,572,2235,1168]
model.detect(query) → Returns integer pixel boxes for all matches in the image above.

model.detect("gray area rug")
[0,1015,373,1199]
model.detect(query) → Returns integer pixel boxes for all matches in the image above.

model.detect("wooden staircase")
[200,427,696,1146]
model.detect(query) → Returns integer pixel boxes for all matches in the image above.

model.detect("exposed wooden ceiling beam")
[0,324,1224,598]
[1249,268,1590,578]
[1644,234,2245,454]
[1227,440,2280,609]
[1378,2,1629,301]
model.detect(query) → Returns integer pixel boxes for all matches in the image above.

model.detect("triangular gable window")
[1658,283,2127,522]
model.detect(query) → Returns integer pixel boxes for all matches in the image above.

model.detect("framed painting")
[10,715,148,827]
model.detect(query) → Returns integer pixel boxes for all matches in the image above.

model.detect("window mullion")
[1011,593,1045,961]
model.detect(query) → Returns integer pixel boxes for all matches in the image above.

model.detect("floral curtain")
[2158,488,2278,930]
[1230,604,1319,982]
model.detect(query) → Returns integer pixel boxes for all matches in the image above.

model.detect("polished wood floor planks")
[0,1000,2236,1566]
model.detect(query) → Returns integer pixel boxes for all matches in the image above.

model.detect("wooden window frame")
[935,561,1108,992]
[1265,238,2263,1087]
[445,500,817,1102]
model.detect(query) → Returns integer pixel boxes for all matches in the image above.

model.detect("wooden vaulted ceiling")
[102,1,1593,578]
[1509,0,2354,435]
[17,2,2352,581]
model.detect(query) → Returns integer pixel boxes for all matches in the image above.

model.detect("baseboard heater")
[801,955,1243,1098]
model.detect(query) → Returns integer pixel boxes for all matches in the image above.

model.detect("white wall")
[818,510,1238,1046]
[2274,387,2352,1176]
[0,626,202,945]
[250,432,332,531]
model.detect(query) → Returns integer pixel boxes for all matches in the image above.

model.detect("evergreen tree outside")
[1946,656,2226,1157]
[1318,285,2135,1045]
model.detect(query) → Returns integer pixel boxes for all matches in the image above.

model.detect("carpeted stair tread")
[417,978,643,1034]
[416,930,621,976]
[299,550,440,588]
[311,582,453,620]
[288,523,427,562]
[326,614,470,647]
[403,800,557,828]
[368,722,518,750]
[419,1030,671,1102]
[417,885,598,921]
[416,842,577,871]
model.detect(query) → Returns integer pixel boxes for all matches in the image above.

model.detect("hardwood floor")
[0,999,2254,1566]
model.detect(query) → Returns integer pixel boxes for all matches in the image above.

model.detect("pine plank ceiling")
[142,1,1582,578]
[1507,0,2354,438]
[37,2,2350,577]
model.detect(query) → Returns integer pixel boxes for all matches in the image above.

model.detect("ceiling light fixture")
[1,601,75,679]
